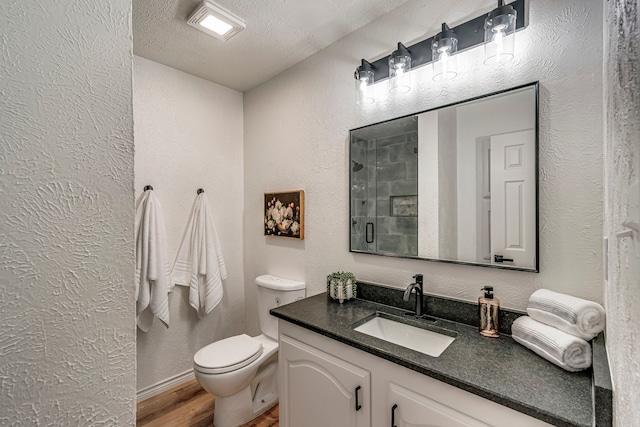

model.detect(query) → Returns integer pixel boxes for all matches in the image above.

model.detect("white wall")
[243,0,604,334]
[604,1,640,425]
[133,57,245,390]
[418,111,439,258]
[437,107,458,260]
[0,1,135,425]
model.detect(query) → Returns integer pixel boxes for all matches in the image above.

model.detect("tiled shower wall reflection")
[375,131,418,256]
[351,131,418,257]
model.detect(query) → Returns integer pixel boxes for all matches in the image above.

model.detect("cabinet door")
[280,334,370,427]
[387,382,491,427]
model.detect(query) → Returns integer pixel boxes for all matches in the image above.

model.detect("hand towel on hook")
[172,192,227,318]
[135,190,172,332]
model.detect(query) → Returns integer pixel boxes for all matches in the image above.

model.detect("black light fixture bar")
[368,0,526,82]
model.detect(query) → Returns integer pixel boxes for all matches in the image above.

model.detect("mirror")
[350,83,538,272]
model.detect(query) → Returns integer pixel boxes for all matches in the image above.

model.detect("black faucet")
[403,274,424,317]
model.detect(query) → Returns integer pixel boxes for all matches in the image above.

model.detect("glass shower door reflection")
[350,137,376,252]
[350,119,419,257]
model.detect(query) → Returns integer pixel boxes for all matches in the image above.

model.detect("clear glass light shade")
[389,50,412,94]
[484,10,516,65]
[432,36,458,81]
[355,67,375,105]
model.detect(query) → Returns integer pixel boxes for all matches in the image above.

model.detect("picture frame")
[264,190,304,239]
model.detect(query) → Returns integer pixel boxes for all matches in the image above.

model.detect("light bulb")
[440,49,450,76]
[493,30,505,61]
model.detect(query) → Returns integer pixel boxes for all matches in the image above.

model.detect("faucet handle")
[413,274,423,284]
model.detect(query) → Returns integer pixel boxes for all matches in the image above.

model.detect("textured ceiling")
[133,0,412,92]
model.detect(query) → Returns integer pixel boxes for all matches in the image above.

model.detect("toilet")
[193,274,305,427]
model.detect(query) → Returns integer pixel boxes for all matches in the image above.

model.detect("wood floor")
[137,379,279,427]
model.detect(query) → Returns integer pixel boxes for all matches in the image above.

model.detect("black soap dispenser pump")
[479,286,500,337]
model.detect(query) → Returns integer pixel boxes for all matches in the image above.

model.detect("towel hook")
[197,188,204,194]
[144,185,153,191]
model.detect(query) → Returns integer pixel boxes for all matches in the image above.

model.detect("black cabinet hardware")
[355,386,362,411]
[391,403,398,427]
[494,254,514,263]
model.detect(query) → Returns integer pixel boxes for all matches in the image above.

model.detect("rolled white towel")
[512,316,592,372]
[527,289,605,341]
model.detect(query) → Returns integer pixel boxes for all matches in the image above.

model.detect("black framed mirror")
[350,82,539,272]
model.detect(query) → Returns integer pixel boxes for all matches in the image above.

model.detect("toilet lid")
[194,334,263,374]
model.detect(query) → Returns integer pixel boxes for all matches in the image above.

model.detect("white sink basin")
[354,314,456,357]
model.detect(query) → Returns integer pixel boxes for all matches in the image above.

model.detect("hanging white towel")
[527,289,605,341]
[172,193,227,318]
[512,316,592,372]
[135,190,172,332]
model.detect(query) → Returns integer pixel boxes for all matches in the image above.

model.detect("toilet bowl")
[193,275,305,427]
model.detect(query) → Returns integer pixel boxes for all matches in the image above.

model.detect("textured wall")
[604,1,640,425]
[0,1,135,425]
[243,0,604,334]
[133,57,245,391]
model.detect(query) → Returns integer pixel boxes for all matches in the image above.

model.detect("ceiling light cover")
[187,1,246,41]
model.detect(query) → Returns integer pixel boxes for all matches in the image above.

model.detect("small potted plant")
[327,271,357,304]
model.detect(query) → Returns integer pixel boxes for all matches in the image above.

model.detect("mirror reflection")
[350,83,538,271]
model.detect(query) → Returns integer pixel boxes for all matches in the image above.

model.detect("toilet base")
[213,362,279,427]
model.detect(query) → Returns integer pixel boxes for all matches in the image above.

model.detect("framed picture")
[264,190,304,239]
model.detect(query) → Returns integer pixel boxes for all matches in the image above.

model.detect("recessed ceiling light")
[199,15,233,36]
[187,1,246,41]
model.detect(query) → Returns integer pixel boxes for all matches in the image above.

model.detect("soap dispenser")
[479,286,500,337]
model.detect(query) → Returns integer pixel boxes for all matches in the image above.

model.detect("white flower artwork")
[264,191,304,239]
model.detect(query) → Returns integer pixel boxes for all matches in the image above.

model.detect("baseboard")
[137,369,195,403]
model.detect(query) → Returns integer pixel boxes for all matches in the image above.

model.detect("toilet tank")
[256,275,306,340]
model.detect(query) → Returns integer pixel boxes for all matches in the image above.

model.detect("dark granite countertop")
[271,293,593,427]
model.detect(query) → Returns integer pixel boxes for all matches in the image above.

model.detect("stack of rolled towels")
[511,289,606,372]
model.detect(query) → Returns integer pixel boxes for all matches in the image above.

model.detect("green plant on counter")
[327,271,356,298]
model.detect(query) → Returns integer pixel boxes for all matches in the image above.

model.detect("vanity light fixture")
[388,42,412,94]
[355,59,375,105]
[431,23,458,81]
[484,0,517,64]
[187,1,246,41]
[352,0,527,105]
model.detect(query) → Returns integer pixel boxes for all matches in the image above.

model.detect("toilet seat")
[194,334,263,375]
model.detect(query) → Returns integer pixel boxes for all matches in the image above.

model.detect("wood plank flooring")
[137,379,279,427]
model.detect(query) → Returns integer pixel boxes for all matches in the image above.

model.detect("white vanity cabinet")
[279,334,371,427]
[278,321,554,427]
[386,382,492,427]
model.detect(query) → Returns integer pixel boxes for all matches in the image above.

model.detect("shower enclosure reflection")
[350,83,538,271]
[351,116,418,257]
